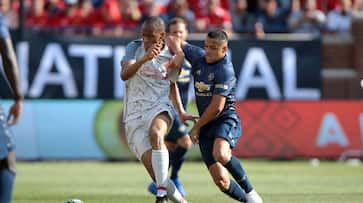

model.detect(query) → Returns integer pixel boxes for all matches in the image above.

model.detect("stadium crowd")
[2,0,363,37]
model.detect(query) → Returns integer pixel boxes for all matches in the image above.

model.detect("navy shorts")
[199,114,242,167]
[165,111,188,143]
[0,107,15,160]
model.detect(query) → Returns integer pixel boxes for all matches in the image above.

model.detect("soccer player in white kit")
[120,17,194,203]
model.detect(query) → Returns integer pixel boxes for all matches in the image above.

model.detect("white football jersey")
[122,39,176,122]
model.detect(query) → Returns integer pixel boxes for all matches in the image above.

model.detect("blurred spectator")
[162,0,196,31]
[288,0,326,36]
[0,0,18,29]
[326,0,353,35]
[114,0,141,37]
[353,0,363,17]
[254,22,266,38]
[54,0,85,34]
[140,0,165,23]
[26,0,49,30]
[230,0,255,33]
[195,0,232,32]
[278,0,291,10]
[187,0,229,18]
[255,0,288,33]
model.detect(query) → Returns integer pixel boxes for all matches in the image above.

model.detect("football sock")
[152,149,169,197]
[166,178,185,203]
[170,146,187,179]
[222,179,246,202]
[0,168,15,203]
[224,156,253,193]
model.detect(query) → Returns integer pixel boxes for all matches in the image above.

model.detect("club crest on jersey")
[195,81,211,92]
[208,73,214,81]
[196,69,201,75]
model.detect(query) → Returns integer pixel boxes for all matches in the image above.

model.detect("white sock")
[166,179,187,203]
[152,149,169,197]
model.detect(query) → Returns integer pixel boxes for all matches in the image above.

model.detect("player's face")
[0,0,10,12]
[168,23,188,40]
[141,28,165,51]
[204,37,227,64]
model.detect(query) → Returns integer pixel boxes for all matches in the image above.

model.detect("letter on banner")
[69,44,112,98]
[283,48,320,100]
[236,48,281,99]
[317,113,349,147]
[29,43,77,98]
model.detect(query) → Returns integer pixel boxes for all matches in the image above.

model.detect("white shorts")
[124,103,174,160]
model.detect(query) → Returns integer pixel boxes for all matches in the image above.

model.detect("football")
[64,199,84,203]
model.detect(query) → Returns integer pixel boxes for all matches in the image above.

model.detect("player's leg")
[199,137,247,202]
[169,118,192,197]
[141,151,187,203]
[212,117,263,203]
[149,112,172,200]
[0,110,16,203]
[148,140,176,195]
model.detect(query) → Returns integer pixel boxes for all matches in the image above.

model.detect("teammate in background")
[172,30,263,203]
[148,17,193,197]
[120,17,195,203]
[0,3,23,203]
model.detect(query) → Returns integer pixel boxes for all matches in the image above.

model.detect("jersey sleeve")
[182,43,205,67]
[213,62,236,96]
[121,40,140,63]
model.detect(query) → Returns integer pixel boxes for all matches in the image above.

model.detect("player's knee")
[150,130,165,149]
[177,135,192,149]
[213,149,231,165]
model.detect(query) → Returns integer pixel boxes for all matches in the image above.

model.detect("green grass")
[13,160,363,203]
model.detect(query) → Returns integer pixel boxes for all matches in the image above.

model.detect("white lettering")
[69,44,112,98]
[236,48,281,99]
[317,113,349,147]
[16,42,29,95]
[29,43,77,98]
[283,48,320,100]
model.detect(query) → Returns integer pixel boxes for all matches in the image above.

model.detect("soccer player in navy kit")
[0,6,23,203]
[179,30,263,203]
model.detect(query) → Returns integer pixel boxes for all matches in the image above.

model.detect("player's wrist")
[14,95,23,102]
[174,50,184,56]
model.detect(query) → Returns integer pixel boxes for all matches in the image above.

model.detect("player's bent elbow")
[120,71,129,81]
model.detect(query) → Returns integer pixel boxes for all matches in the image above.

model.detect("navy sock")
[0,168,15,203]
[222,179,246,202]
[170,146,187,179]
[224,156,253,193]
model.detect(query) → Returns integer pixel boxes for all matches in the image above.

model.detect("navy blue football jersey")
[176,60,192,109]
[182,43,237,117]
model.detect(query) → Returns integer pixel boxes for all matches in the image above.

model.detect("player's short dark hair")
[207,30,228,43]
[142,17,165,32]
[167,17,188,32]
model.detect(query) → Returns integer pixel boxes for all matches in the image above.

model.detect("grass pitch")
[13,160,363,203]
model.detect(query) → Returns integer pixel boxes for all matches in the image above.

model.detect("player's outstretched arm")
[0,37,23,125]
[170,81,198,123]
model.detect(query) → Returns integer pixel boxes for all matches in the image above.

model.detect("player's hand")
[165,35,182,54]
[7,100,23,126]
[190,127,200,144]
[180,112,198,126]
[143,42,162,61]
